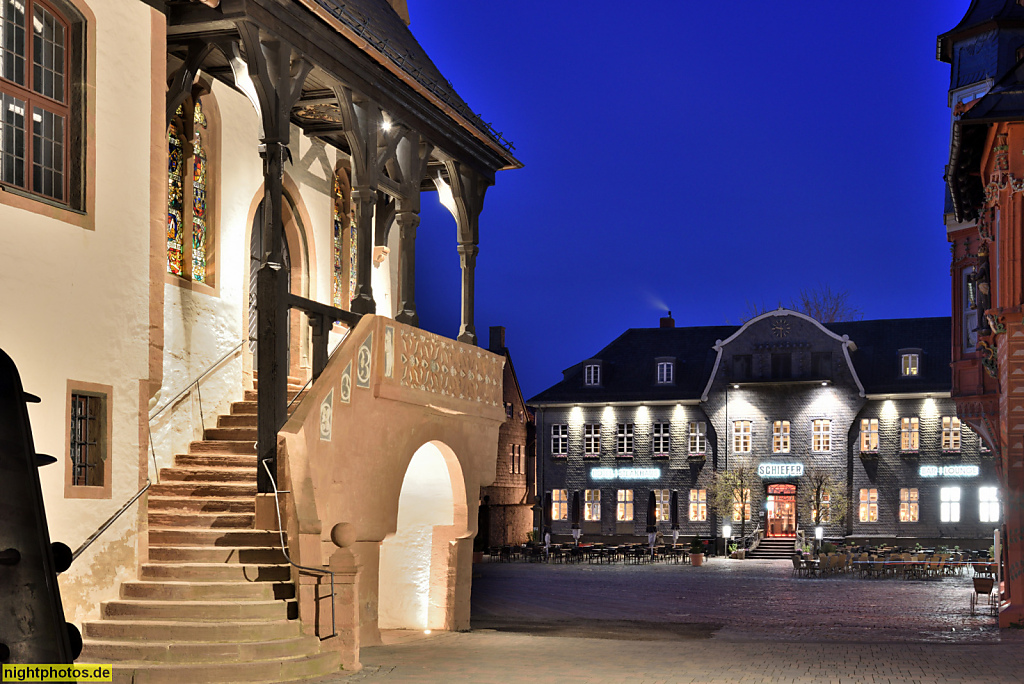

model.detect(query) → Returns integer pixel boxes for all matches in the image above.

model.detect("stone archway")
[377,440,468,631]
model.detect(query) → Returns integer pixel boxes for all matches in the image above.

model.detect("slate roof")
[961,59,1024,123]
[308,0,516,155]
[828,318,952,396]
[938,0,1024,62]
[528,318,952,405]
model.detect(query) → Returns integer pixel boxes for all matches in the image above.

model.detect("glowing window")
[551,424,567,456]
[689,489,707,521]
[859,488,878,522]
[733,420,751,453]
[901,353,919,376]
[688,421,706,454]
[901,417,919,451]
[167,95,215,284]
[812,419,830,453]
[552,489,568,521]
[732,488,751,522]
[616,489,633,521]
[980,487,999,523]
[940,487,961,522]
[584,489,601,521]
[772,420,790,453]
[654,489,670,521]
[942,416,961,451]
[860,419,878,452]
[899,488,919,522]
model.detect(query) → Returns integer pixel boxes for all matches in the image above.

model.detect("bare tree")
[791,285,863,323]
[798,467,848,529]
[710,462,759,540]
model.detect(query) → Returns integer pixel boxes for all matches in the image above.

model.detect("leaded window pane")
[1,0,26,86]
[0,92,25,186]
[31,105,61,199]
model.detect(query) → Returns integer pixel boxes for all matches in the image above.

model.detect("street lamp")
[723,524,732,557]
[815,526,823,554]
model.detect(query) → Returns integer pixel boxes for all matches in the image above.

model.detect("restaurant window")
[901,353,919,376]
[584,424,600,456]
[901,417,919,451]
[899,488,919,522]
[689,421,706,454]
[689,489,707,521]
[652,421,670,457]
[584,363,600,386]
[858,488,878,523]
[980,487,999,523]
[772,420,790,453]
[732,488,751,522]
[552,489,568,521]
[616,423,633,456]
[811,419,830,452]
[940,487,961,522]
[616,489,633,521]
[860,418,878,452]
[551,424,567,456]
[733,420,751,453]
[584,489,601,521]
[653,489,671,522]
[942,416,961,451]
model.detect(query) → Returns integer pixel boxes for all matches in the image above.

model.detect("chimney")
[489,326,506,351]
[660,311,675,328]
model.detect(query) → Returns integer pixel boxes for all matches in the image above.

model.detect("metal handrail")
[261,459,337,640]
[70,480,151,563]
[149,341,244,423]
[286,376,314,416]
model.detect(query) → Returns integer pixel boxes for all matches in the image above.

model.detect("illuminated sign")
[590,467,661,481]
[757,463,804,478]
[919,465,980,478]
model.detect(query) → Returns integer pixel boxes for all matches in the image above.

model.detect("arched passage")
[378,440,468,630]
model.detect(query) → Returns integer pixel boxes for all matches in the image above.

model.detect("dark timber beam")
[235,20,312,494]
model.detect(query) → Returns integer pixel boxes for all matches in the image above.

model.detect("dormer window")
[656,358,675,385]
[901,352,920,377]
[584,363,601,386]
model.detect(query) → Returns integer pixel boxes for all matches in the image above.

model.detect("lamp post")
[815,525,823,555]
[723,524,732,558]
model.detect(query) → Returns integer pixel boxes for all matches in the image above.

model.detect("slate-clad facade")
[529,311,998,547]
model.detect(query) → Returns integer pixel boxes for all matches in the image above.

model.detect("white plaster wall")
[378,442,454,629]
[0,0,154,625]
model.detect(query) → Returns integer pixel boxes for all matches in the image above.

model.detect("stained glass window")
[167,122,184,276]
[166,96,214,283]
[191,101,207,283]
[349,213,357,305]
[332,172,345,307]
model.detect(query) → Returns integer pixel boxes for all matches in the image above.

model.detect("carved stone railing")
[273,315,505,666]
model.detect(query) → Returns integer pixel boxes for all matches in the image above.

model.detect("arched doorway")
[246,192,310,379]
[378,441,466,630]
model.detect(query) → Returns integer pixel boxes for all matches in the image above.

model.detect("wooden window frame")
[64,379,111,499]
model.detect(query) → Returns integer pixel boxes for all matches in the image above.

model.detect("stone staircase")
[79,377,338,683]
[747,537,798,559]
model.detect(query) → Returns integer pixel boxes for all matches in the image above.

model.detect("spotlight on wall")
[821,382,828,387]
[733,384,740,390]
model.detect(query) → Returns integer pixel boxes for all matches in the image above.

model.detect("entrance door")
[766,483,796,537]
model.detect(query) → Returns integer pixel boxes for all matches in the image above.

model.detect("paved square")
[325,559,1024,682]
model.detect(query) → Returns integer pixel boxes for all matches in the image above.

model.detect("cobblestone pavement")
[324,559,1024,683]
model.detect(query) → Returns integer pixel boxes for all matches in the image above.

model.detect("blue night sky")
[407,1,968,400]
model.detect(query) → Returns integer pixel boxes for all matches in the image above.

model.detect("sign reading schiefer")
[757,463,804,478]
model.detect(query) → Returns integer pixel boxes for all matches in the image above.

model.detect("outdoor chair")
[971,576,996,616]
[792,554,806,578]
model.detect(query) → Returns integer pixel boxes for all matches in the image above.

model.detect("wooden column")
[456,243,478,345]
[443,160,490,347]
[394,133,432,327]
[235,22,310,494]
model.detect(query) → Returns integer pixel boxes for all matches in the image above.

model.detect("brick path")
[323,559,1024,683]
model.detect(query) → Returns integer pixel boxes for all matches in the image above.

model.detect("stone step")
[140,563,290,583]
[230,401,257,415]
[203,427,259,441]
[148,546,287,564]
[147,512,254,529]
[82,618,301,642]
[253,371,306,387]
[148,482,256,499]
[120,580,293,601]
[173,454,257,469]
[101,599,290,622]
[158,467,256,483]
[147,497,254,513]
[99,650,341,683]
[80,634,318,665]
[217,413,258,428]
[149,528,281,548]
[244,389,305,402]
[188,440,256,455]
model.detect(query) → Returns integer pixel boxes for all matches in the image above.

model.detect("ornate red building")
[940,0,1024,627]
